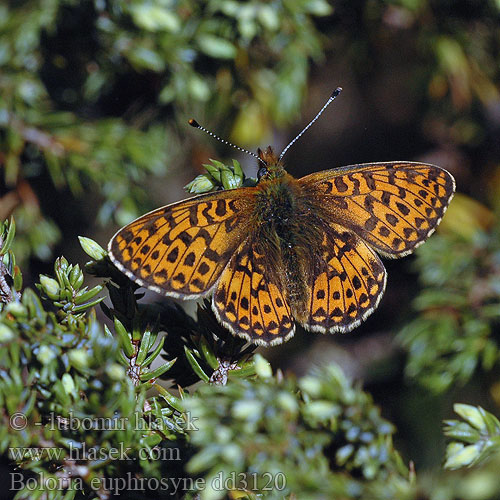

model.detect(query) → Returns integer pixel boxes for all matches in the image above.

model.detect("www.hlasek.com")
[8,443,181,462]
[11,472,287,496]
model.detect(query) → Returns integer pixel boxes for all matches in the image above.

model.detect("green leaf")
[200,337,219,370]
[39,275,60,300]
[197,35,237,59]
[114,318,135,358]
[220,168,239,190]
[304,0,334,16]
[227,362,256,379]
[74,285,104,305]
[254,353,272,378]
[185,174,217,194]
[78,236,107,260]
[0,324,15,342]
[454,404,487,432]
[143,336,166,366]
[136,328,152,365]
[139,358,177,381]
[128,46,166,71]
[130,5,180,32]
[13,265,22,291]
[72,295,105,312]
[184,346,210,382]
[0,217,15,256]
[444,443,479,469]
[154,384,185,412]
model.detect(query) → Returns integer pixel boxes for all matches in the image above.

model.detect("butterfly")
[108,91,455,346]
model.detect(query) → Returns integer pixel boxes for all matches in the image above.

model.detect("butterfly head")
[257,146,285,180]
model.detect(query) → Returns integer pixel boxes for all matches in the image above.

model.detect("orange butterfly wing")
[296,161,454,332]
[108,190,255,298]
[299,224,386,333]
[299,162,455,258]
[213,238,294,346]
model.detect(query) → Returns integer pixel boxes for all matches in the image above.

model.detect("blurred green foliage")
[0,0,331,263]
[2,0,500,499]
[186,364,412,500]
[398,207,500,393]
[3,0,500,264]
[0,231,415,499]
[2,169,500,499]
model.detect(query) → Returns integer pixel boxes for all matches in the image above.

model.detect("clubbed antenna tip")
[188,118,265,165]
[332,87,342,98]
[279,86,343,161]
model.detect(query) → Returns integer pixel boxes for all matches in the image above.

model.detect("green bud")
[68,349,90,370]
[221,168,239,190]
[276,392,298,414]
[232,400,263,420]
[39,275,61,299]
[37,345,57,365]
[0,324,15,342]
[303,401,339,420]
[61,373,77,398]
[184,174,216,194]
[299,376,322,397]
[78,236,107,260]
[454,404,487,432]
[254,353,272,378]
[444,443,479,469]
[5,302,27,318]
[106,363,126,380]
[69,264,83,289]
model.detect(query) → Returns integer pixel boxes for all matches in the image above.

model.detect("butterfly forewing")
[299,162,455,257]
[108,190,256,298]
[213,238,295,346]
[301,224,386,333]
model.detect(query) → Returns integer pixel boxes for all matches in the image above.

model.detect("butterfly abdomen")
[250,175,321,318]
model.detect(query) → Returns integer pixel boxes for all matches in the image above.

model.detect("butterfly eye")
[257,166,268,179]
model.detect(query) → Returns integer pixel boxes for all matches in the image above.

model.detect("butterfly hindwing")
[108,190,255,298]
[213,238,295,346]
[299,162,455,258]
[301,223,386,333]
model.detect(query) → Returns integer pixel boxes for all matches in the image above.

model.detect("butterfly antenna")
[279,87,343,162]
[189,119,266,166]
